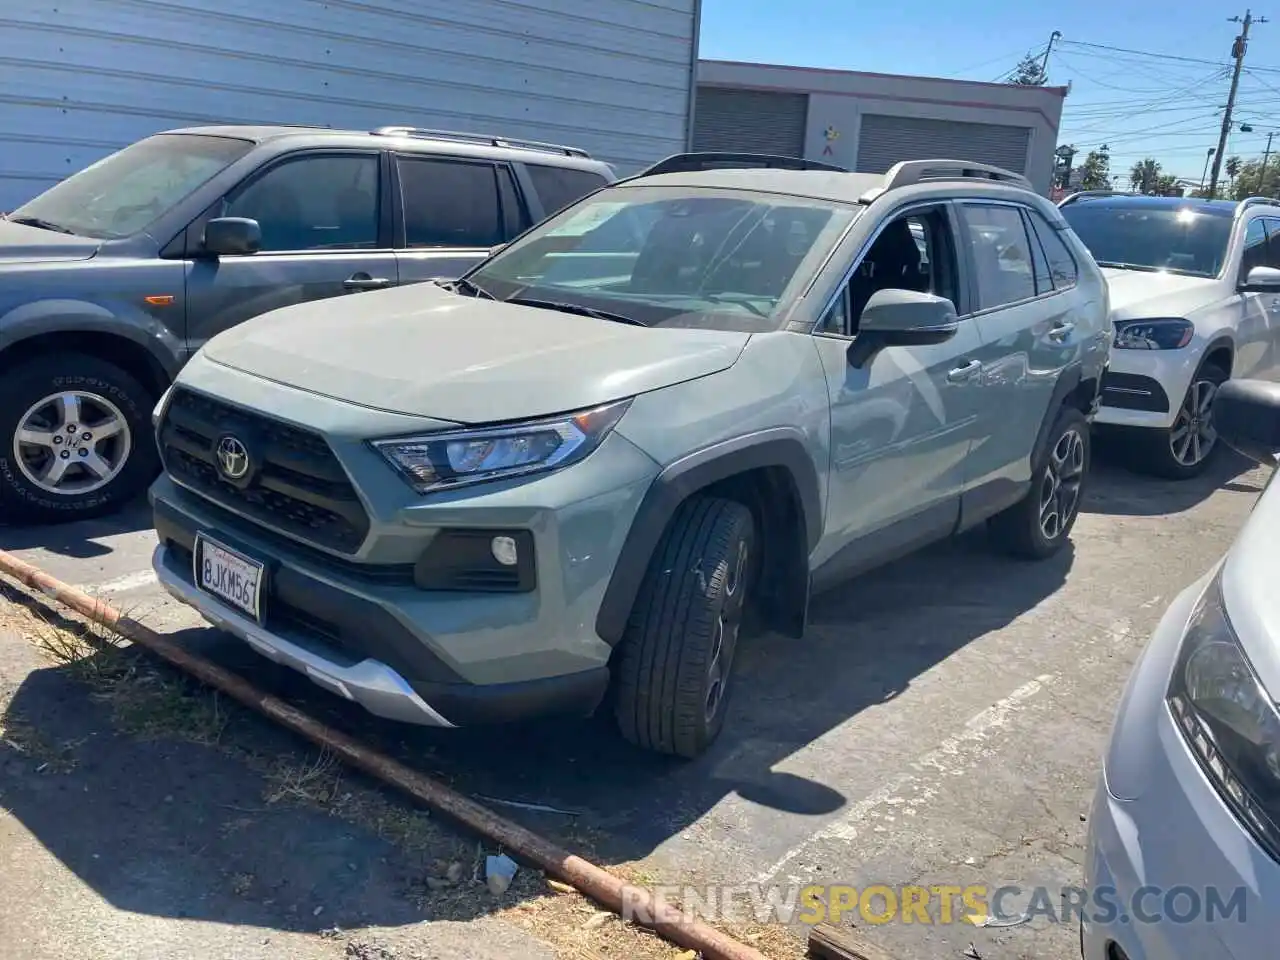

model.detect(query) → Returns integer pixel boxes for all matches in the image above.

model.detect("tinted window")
[1243,219,1268,274]
[526,165,609,216]
[225,154,378,252]
[1023,211,1053,295]
[398,158,505,248]
[1262,218,1280,270]
[1026,209,1078,289]
[963,204,1036,310]
[10,134,252,239]
[469,186,857,332]
[1060,202,1232,278]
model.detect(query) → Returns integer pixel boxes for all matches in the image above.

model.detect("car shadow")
[1086,440,1263,517]
[0,517,1072,935]
[0,495,152,557]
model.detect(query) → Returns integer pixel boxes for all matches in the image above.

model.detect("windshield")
[8,134,253,240]
[1060,203,1232,279]
[464,185,857,331]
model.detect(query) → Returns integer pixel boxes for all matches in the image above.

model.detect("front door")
[813,203,985,573]
[183,151,398,355]
[392,154,528,285]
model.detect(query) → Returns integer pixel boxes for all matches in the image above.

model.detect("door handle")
[343,273,392,291]
[946,359,982,383]
[1048,321,1075,342]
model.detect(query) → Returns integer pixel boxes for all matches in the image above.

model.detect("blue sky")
[698,0,1280,185]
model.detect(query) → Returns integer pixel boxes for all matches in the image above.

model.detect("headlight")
[371,399,631,494]
[1167,574,1280,859]
[1113,318,1194,350]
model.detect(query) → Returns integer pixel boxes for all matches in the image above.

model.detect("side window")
[1242,219,1268,275]
[1025,209,1079,290]
[224,154,379,252]
[962,204,1036,310]
[526,165,609,216]
[397,157,506,248]
[1262,218,1280,269]
[823,205,959,336]
[1021,211,1053,295]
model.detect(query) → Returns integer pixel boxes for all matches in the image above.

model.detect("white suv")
[1058,192,1280,478]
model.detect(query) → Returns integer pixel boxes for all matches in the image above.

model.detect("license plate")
[194,534,265,620]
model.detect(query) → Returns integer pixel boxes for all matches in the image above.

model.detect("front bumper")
[1093,342,1205,430]
[1082,577,1277,960]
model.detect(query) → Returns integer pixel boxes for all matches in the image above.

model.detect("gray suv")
[149,154,1110,758]
[0,125,614,523]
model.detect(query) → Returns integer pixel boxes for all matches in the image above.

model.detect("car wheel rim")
[12,391,132,496]
[705,536,749,724]
[1169,378,1219,467]
[1038,427,1085,541]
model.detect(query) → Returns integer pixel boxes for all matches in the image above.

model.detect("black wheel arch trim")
[595,428,823,646]
[1199,337,1235,375]
[1032,362,1084,467]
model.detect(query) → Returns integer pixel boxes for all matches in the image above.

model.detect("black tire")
[1131,363,1229,480]
[613,496,755,759]
[989,406,1090,560]
[0,353,159,525]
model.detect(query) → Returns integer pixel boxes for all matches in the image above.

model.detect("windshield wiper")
[700,293,769,318]
[436,277,495,299]
[1095,260,1159,273]
[505,296,647,326]
[6,215,75,235]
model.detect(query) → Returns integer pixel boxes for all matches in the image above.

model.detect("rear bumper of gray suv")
[148,472,644,728]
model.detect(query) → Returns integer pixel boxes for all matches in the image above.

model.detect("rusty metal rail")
[0,546,768,960]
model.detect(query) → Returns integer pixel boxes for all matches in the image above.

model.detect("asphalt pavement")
[0,447,1267,959]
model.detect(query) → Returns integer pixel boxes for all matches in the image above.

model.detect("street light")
[1200,147,1217,195]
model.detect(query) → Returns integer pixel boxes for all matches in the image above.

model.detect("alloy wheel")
[1039,427,1086,541]
[705,536,750,724]
[1169,378,1219,467]
[13,391,132,496]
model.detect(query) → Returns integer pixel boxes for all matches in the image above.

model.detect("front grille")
[158,388,371,553]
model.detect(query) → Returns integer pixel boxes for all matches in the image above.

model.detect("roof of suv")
[163,124,614,174]
[1061,194,1239,216]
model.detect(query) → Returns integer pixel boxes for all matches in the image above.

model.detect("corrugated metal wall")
[856,114,1031,176]
[0,0,698,209]
[692,86,809,157]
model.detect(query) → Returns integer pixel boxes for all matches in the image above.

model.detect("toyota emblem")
[215,435,251,481]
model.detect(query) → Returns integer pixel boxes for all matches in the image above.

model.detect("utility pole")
[1263,132,1275,195]
[1210,11,1267,196]
[1040,30,1063,81]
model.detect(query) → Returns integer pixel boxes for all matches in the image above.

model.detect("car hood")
[0,218,100,264]
[1100,267,1221,320]
[202,282,751,423]
[1221,467,1280,697]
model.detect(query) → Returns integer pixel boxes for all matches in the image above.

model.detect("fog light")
[491,535,519,567]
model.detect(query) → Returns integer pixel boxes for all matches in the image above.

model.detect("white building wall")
[697,60,1068,195]
[0,0,700,209]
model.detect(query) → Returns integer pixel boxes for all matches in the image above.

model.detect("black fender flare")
[1031,362,1084,467]
[594,428,823,646]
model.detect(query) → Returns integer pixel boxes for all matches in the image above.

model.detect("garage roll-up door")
[856,114,1030,175]
[693,86,809,158]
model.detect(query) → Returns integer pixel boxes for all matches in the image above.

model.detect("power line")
[1058,38,1232,69]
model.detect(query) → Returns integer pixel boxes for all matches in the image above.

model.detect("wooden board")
[806,923,899,960]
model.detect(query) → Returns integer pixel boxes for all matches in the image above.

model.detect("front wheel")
[1133,363,1228,480]
[613,496,755,758]
[989,406,1090,560]
[0,354,159,524]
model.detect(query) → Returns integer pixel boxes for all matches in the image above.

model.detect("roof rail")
[369,126,590,158]
[1057,189,1140,207]
[636,152,848,178]
[1239,195,1280,211]
[859,159,1032,202]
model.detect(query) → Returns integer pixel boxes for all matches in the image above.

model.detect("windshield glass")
[465,185,857,331]
[9,134,253,240]
[1060,203,1233,278]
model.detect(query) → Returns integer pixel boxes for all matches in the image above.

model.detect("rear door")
[393,154,527,285]
[182,150,396,354]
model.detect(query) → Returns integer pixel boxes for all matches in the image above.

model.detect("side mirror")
[203,217,261,257]
[848,288,959,368]
[1213,379,1280,464]
[1241,265,1280,291]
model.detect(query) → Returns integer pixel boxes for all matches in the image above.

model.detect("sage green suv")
[150,154,1110,758]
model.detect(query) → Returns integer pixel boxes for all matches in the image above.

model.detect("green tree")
[1011,53,1047,85]
[1225,155,1243,184]
[1077,145,1111,190]
[1231,158,1280,199]
[1130,157,1163,194]
[1153,174,1182,197]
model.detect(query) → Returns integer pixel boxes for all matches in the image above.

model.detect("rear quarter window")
[526,165,609,216]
